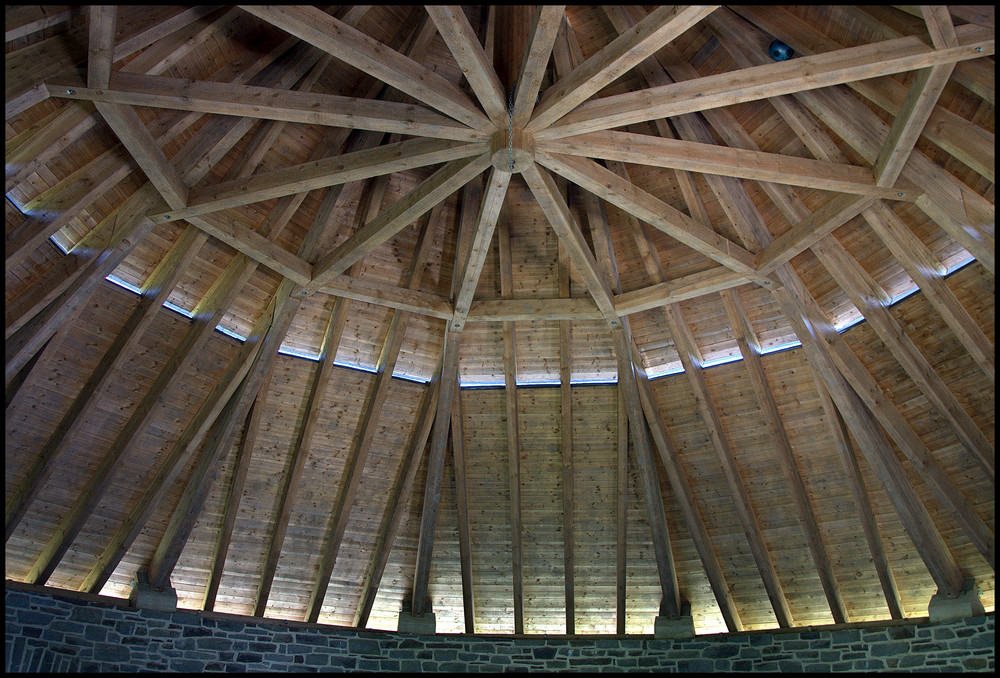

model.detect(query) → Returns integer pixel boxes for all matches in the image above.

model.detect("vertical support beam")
[615,384,628,635]
[412,329,462,617]
[497,212,525,634]
[450,381,476,633]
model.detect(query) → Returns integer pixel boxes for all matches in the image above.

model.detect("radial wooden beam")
[509,6,565,128]
[541,131,916,200]
[526,5,718,133]
[721,10,994,272]
[720,288,849,624]
[240,5,493,132]
[411,328,462,617]
[730,5,993,183]
[151,137,486,223]
[86,6,117,89]
[320,275,454,321]
[812,376,905,619]
[49,71,485,143]
[451,168,511,331]
[426,6,507,127]
[306,153,492,295]
[535,151,770,288]
[536,23,993,139]
[305,204,438,624]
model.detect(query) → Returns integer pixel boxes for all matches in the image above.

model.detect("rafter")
[151,137,486,223]
[542,131,916,200]
[509,6,565,128]
[527,6,718,133]
[240,5,493,132]
[307,154,491,294]
[536,23,993,139]
[49,71,486,143]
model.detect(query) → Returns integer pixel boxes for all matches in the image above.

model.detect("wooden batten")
[4,4,993,638]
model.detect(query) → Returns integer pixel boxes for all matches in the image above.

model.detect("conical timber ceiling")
[5,6,995,635]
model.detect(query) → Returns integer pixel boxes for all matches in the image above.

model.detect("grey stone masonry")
[5,582,995,672]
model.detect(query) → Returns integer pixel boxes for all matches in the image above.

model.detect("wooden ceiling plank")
[510,6,565,128]
[450,381,476,634]
[812,377,906,619]
[721,288,850,624]
[254,295,351,616]
[556,237,576,635]
[307,154,491,295]
[541,131,915,200]
[662,12,994,572]
[355,374,440,628]
[527,5,718,133]
[536,23,993,140]
[734,6,994,183]
[5,224,207,542]
[6,102,97,191]
[202,389,269,612]
[535,151,767,287]
[148,279,306,592]
[810,237,995,481]
[774,279,967,597]
[862,202,994,384]
[452,168,511,330]
[50,72,485,143]
[497,213,525,634]
[412,329,462,617]
[5,6,77,43]
[305,201,439,624]
[5,184,159,381]
[6,146,135,272]
[86,294,275,594]
[427,6,507,127]
[240,5,493,133]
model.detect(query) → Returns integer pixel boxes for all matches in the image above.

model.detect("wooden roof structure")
[4,5,994,635]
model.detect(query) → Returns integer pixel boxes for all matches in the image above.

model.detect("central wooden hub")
[490,128,535,174]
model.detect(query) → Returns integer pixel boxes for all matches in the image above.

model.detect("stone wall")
[5,583,995,672]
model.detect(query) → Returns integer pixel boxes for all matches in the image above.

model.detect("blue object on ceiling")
[769,39,793,61]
